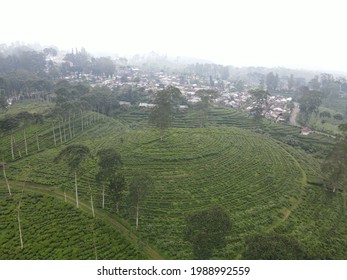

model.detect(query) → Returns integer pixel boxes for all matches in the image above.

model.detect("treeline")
[52,80,152,117]
[0,111,43,133]
[0,44,127,101]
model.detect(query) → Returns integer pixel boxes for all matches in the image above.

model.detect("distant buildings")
[59,61,297,123]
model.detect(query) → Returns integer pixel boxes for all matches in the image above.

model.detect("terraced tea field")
[1,102,346,259]
[0,186,146,259]
[1,118,306,258]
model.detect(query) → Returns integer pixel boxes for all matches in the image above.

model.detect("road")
[289,102,300,126]
[288,102,336,138]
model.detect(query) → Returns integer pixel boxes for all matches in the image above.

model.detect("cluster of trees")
[0,45,129,104]
[321,123,347,192]
[149,86,182,140]
[0,46,56,99]
[298,88,323,124]
[248,89,271,122]
[265,72,279,92]
[54,144,152,229]
[52,80,158,119]
[319,111,344,122]
[62,48,116,78]
[0,48,47,75]
[0,88,7,111]
[53,81,120,119]
[308,73,347,96]
[298,86,346,125]
[146,85,225,138]
[194,89,218,127]
[0,111,43,133]
[184,63,230,81]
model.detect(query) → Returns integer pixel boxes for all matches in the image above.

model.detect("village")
[62,63,294,123]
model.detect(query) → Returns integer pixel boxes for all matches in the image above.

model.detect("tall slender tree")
[248,89,271,122]
[128,174,152,230]
[108,173,126,213]
[17,186,24,250]
[195,89,218,127]
[54,144,91,208]
[96,148,123,209]
[149,86,181,141]
[298,89,323,125]
[2,158,11,196]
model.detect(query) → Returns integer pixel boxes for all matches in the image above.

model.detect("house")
[179,105,189,112]
[187,97,201,104]
[301,127,312,136]
[119,101,132,107]
[138,103,156,109]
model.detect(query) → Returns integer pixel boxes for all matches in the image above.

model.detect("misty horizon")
[2,0,347,73]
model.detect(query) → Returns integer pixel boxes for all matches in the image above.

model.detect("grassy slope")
[1,101,346,259]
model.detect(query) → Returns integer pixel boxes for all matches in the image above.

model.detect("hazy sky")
[2,0,347,72]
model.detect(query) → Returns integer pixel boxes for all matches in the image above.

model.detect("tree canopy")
[321,123,347,192]
[149,86,181,140]
[243,233,308,260]
[96,148,124,210]
[298,89,323,124]
[248,88,270,121]
[184,206,231,259]
[54,144,91,173]
[128,173,153,230]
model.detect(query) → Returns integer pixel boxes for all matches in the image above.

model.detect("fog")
[2,0,347,72]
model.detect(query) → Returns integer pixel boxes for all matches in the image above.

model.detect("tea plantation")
[1,101,346,259]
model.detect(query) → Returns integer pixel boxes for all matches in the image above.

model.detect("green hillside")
[1,101,346,259]
[0,185,147,260]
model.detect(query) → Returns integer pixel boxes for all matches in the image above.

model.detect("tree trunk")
[17,187,24,249]
[136,204,139,230]
[63,121,67,142]
[91,192,95,218]
[17,210,23,250]
[102,185,105,209]
[3,164,11,196]
[53,124,57,146]
[69,116,72,139]
[36,133,40,151]
[81,112,84,131]
[59,122,63,144]
[93,229,98,260]
[10,135,14,160]
[75,171,79,208]
[24,130,28,155]
[64,189,67,202]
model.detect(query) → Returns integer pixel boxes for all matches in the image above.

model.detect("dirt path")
[268,143,307,229]
[289,102,300,126]
[1,179,165,260]
[288,102,336,138]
